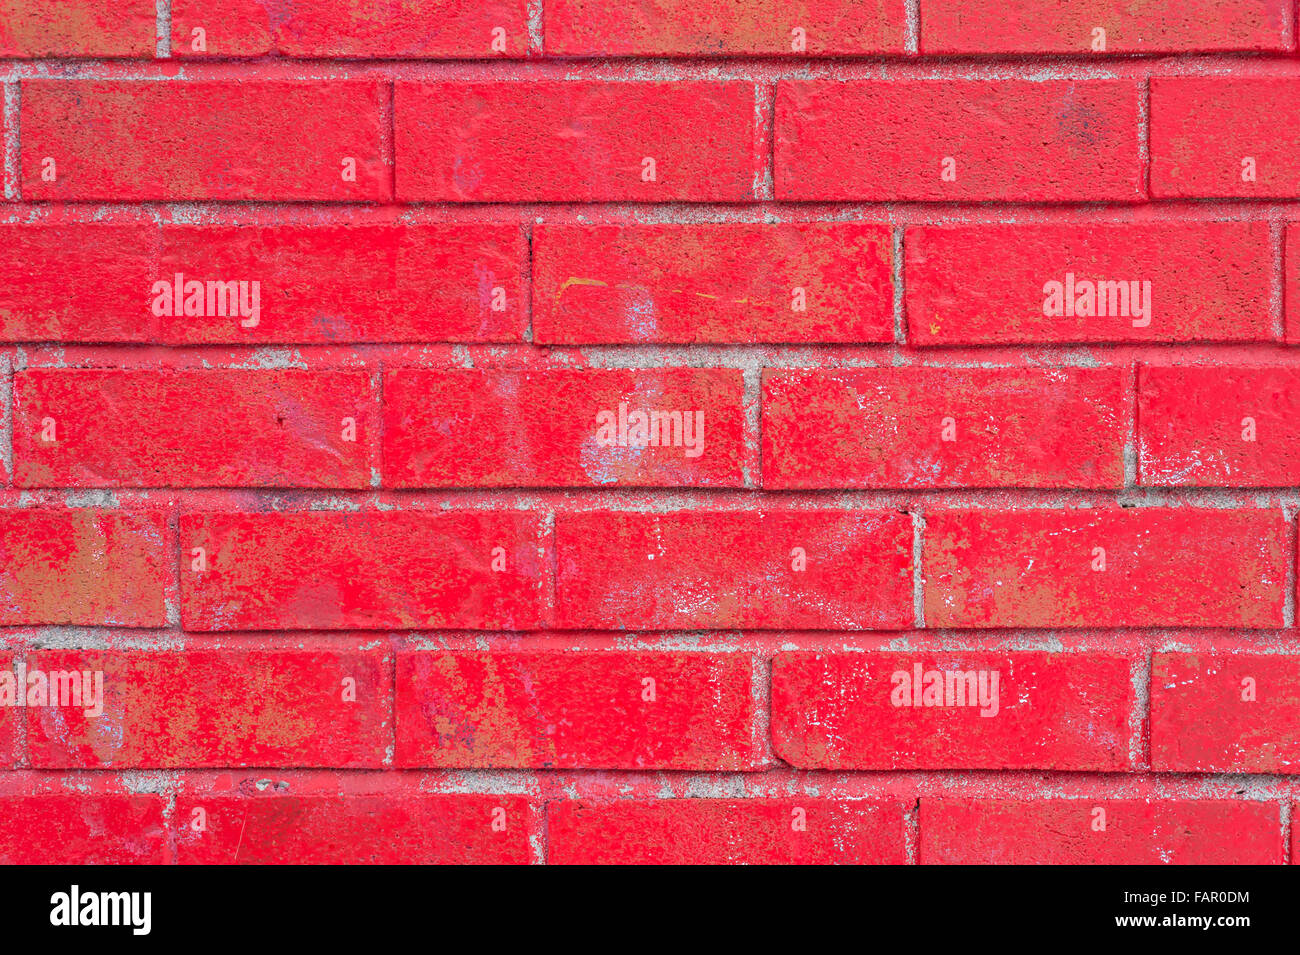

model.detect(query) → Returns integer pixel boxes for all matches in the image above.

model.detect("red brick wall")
[1,0,1299,864]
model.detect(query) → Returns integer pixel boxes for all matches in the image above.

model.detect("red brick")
[532,223,894,345]
[548,799,905,864]
[776,80,1141,202]
[0,795,167,864]
[544,0,906,55]
[924,508,1288,628]
[172,0,529,58]
[905,222,1271,346]
[395,81,756,202]
[396,651,758,769]
[921,798,1283,864]
[14,370,377,488]
[1283,224,1300,344]
[0,0,155,57]
[1139,365,1300,487]
[0,224,157,343]
[26,648,390,768]
[772,652,1134,771]
[21,81,389,201]
[383,368,745,488]
[172,793,533,864]
[1151,78,1300,199]
[1151,653,1300,774]
[0,221,520,345]
[0,652,19,767]
[155,223,527,344]
[0,509,167,627]
[921,0,1289,54]
[554,510,913,630]
[180,511,548,631]
[762,367,1125,489]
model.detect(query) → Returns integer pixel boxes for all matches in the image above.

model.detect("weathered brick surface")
[775,80,1142,202]
[171,0,531,58]
[548,799,907,864]
[171,793,535,864]
[763,367,1125,488]
[923,508,1288,629]
[921,799,1284,864]
[554,510,914,630]
[771,652,1135,770]
[383,368,746,487]
[1151,653,1300,773]
[2,2,1294,868]
[395,651,760,769]
[533,223,894,344]
[905,223,1271,345]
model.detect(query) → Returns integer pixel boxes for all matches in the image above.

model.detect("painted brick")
[0,795,167,864]
[1151,653,1300,774]
[21,81,389,201]
[1288,224,1300,345]
[171,793,534,864]
[0,509,168,627]
[179,511,548,631]
[1139,365,1300,487]
[762,367,1125,489]
[395,651,759,769]
[905,222,1271,346]
[921,799,1283,864]
[395,81,757,202]
[0,220,530,345]
[548,799,906,864]
[775,80,1142,202]
[0,0,156,57]
[923,508,1288,628]
[0,223,158,343]
[921,0,1290,54]
[0,652,19,767]
[554,510,914,630]
[13,369,377,488]
[771,652,1134,771]
[26,648,390,769]
[532,223,894,345]
[1151,78,1300,199]
[171,0,530,58]
[154,223,528,344]
[544,0,906,55]
[382,368,745,488]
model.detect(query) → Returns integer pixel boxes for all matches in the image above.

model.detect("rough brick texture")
[0,222,527,344]
[171,0,531,59]
[3,1,1298,868]
[554,510,914,630]
[1151,653,1300,774]
[921,799,1284,865]
[0,0,156,57]
[395,651,760,769]
[771,652,1135,771]
[396,81,757,202]
[775,80,1142,202]
[382,368,746,487]
[921,0,1291,54]
[905,223,1271,345]
[762,367,1125,488]
[544,1,907,56]
[549,799,907,864]
[924,508,1288,629]
[533,223,894,344]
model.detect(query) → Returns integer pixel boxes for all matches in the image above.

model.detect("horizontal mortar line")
[5,200,1300,216]
[2,52,1300,76]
